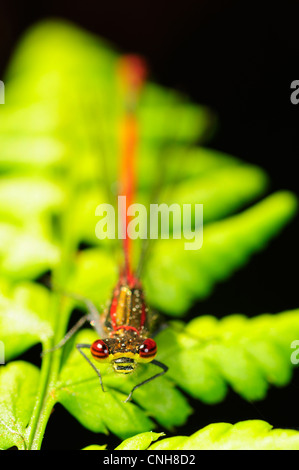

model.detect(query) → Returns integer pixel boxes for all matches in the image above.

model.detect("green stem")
[27,106,93,450]
[26,337,52,449]
[28,387,56,450]
[27,293,68,449]
[26,223,76,449]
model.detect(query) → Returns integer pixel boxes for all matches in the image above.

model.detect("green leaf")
[0,135,65,171]
[1,19,211,161]
[0,361,40,450]
[0,176,65,225]
[157,163,269,226]
[156,308,299,402]
[138,147,244,190]
[66,248,118,308]
[138,83,211,144]
[82,444,107,450]
[115,431,164,450]
[0,281,53,360]
[143,191,297,314]
[148,420,299,450]
[5,19,117,81]
[0,222,60,280]
[82,432,164,450]
[86,422,299,450]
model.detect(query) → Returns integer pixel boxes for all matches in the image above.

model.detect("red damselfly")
[44,55,168,403]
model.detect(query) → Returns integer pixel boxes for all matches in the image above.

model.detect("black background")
[1,0,299,450]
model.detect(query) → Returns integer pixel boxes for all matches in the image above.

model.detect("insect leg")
[74,296,105,338]
[124,359,168,403]
[41,314,91,356]
[76,344,105,393]
[48,280,106,337]
[64,293,102,331]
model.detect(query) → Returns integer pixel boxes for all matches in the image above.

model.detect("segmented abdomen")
[105,282,148,334]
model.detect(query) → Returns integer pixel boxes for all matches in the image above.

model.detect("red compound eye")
[91,340,109,360]
[139,338,157,359]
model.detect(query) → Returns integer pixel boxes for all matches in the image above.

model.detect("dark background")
[1,0,299,450]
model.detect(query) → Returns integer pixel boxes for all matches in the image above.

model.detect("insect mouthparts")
[113,356,136,373]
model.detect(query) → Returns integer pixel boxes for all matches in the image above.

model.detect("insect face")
[90,336,157,374]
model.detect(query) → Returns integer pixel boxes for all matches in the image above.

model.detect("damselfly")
[45,55,168,403]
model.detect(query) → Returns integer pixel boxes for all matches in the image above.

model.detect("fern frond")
[156,308,299,402]
[83,421,299,450]
[148,420,299,450]
[144,191,297,314]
